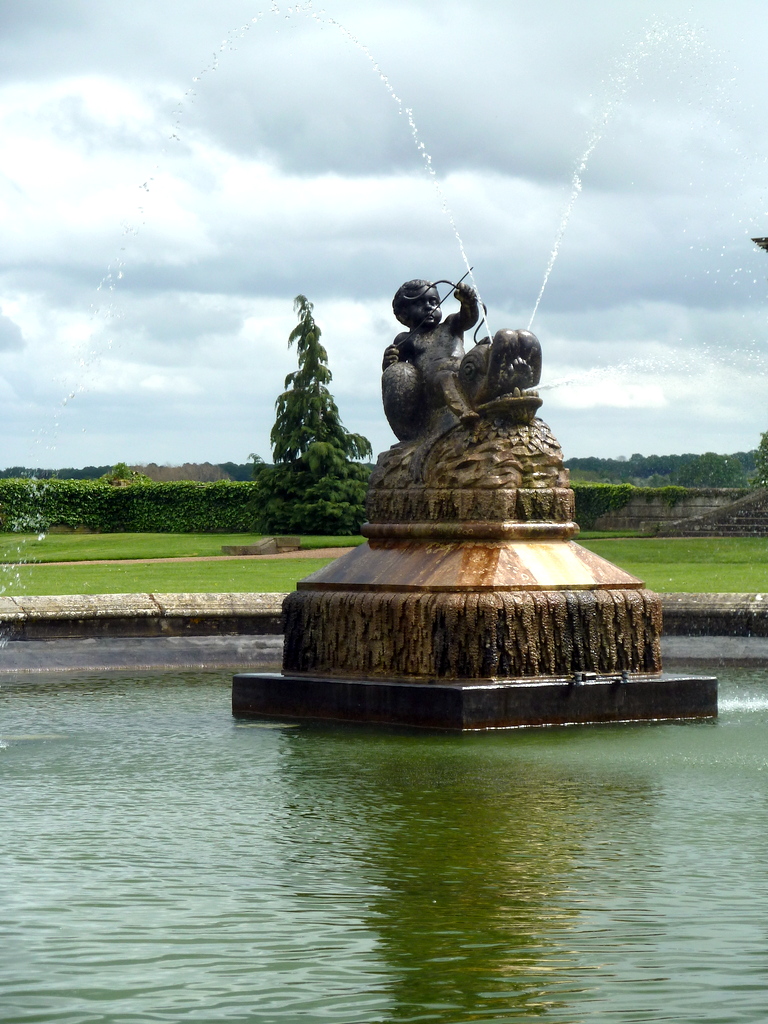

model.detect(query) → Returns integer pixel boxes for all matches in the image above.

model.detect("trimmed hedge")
[572,483,693,530]
[571,483,635,531]
[0,479,261,533]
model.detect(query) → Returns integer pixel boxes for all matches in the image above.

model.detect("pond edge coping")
[0,592,763,640]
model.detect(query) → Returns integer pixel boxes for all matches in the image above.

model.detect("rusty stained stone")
[282,587,662,681]
[295,539,644,593]
[366,485,575,525]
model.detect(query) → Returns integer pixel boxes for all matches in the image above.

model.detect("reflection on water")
[1,667,768,1022]
[279,730,635,1021]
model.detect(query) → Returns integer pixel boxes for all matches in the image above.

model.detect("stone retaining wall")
[593,489,745,532]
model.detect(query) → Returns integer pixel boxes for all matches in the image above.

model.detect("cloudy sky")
[1,0,768,469]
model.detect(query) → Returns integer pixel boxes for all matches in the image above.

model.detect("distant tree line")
[564,451,756,488]
[0,461,258,482]
[1,449,759,493]
[0,465,112,480]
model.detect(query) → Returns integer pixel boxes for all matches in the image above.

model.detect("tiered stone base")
[282,538,663,681]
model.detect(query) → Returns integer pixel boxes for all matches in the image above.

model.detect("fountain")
[233,279,717,729]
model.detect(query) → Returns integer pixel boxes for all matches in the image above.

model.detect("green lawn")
[0,533,364,563]
[0,558,336,596]
[577,530,645,540]
[579,537,768,593]
[1,533,766,595]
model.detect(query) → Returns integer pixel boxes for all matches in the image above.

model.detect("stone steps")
[658,488,768,537]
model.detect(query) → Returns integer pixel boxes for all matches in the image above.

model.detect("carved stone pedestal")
[232,300,716,729]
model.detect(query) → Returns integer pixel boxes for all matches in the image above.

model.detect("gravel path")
[20,547,354,567]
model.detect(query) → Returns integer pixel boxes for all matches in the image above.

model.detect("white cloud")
[0,0,767,467]
[138,373,201,394]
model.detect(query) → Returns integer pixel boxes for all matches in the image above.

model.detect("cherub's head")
[392,279,442,330]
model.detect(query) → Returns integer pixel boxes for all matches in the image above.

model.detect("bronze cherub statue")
[382,276,542,443]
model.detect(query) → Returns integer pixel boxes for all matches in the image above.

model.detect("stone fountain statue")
[233,278,716,729]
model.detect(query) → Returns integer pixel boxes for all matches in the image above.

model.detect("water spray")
[527,22,674,330]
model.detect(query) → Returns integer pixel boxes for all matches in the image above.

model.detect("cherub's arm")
[444,282,479,335]
[382,331,412,370]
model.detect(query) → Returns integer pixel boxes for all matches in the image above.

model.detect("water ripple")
[1,667,767,1022]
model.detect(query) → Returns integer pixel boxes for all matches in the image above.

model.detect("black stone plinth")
[231,672,717,731]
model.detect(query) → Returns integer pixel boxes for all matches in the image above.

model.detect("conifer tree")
[255,295,373,534]
[753,432,768,488]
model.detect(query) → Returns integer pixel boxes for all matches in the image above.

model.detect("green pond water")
[1,665,766,1023]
